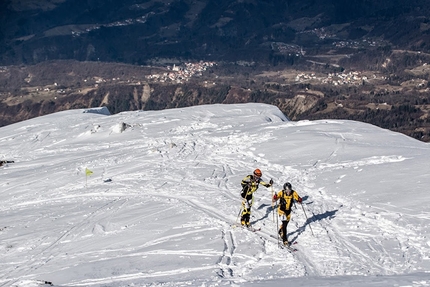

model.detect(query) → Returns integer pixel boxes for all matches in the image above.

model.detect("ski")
[279,243,298,252]
[269,234,298,251]
[246,226,261,232]
[231,224,261,232]
[269,234,297,244]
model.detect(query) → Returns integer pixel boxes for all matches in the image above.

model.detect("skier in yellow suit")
[240,169,273,227]
[272,182,302,246]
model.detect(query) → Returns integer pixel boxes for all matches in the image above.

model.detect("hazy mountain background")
[2,0,430,64]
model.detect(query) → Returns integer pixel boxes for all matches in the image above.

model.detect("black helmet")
[283,182,292,190]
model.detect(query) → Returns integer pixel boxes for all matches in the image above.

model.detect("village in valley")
[146,61,217,84]
[143,60,382,87]
[295,71,372,86]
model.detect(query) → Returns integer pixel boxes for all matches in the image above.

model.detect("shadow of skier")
[250,203,275,226]
[288,209,338,242]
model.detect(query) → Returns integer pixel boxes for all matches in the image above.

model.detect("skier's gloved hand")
[272,194,278,201]
[269,179,273,185]
[298,197,303,203]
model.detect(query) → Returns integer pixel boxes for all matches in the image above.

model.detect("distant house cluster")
[71,13,154,37]
[298,28,335,40]
[321,71,368,86]
[146,61,216,83]
[332,38,384,49]
[296,71,370,86]
[271,42,304,56]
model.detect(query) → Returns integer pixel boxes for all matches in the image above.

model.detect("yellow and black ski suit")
[273,189,302,244]
[240,174,272,226]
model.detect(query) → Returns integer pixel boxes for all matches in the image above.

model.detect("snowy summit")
[0,103,429,287]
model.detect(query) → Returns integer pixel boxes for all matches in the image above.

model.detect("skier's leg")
[282,220,289,244]
[241,208,248,226]
[244,212,250,226]
[283,211,293,244]
[278,213,287,241]
[243,199,252,226]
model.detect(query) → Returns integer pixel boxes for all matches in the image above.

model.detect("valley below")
[1,50,430,142]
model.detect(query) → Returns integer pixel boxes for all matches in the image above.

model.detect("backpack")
[279,191,287,211]
[279,190,292,216]
[241,184,250,198]
[241,175,255,198]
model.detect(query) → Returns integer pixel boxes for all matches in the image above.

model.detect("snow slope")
[0,103,429,287]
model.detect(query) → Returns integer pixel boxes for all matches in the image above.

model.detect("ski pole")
[236,206,243,225]
[271,186,275,222]
[275,200,280,246]
[301,203,315,236]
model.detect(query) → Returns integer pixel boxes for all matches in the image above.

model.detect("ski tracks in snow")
[217,230,236,278]
[287,138,430,277]
[0,196,129,287]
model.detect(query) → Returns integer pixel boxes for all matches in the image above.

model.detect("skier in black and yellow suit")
[272,182,302,246]
[240,169,273,227]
